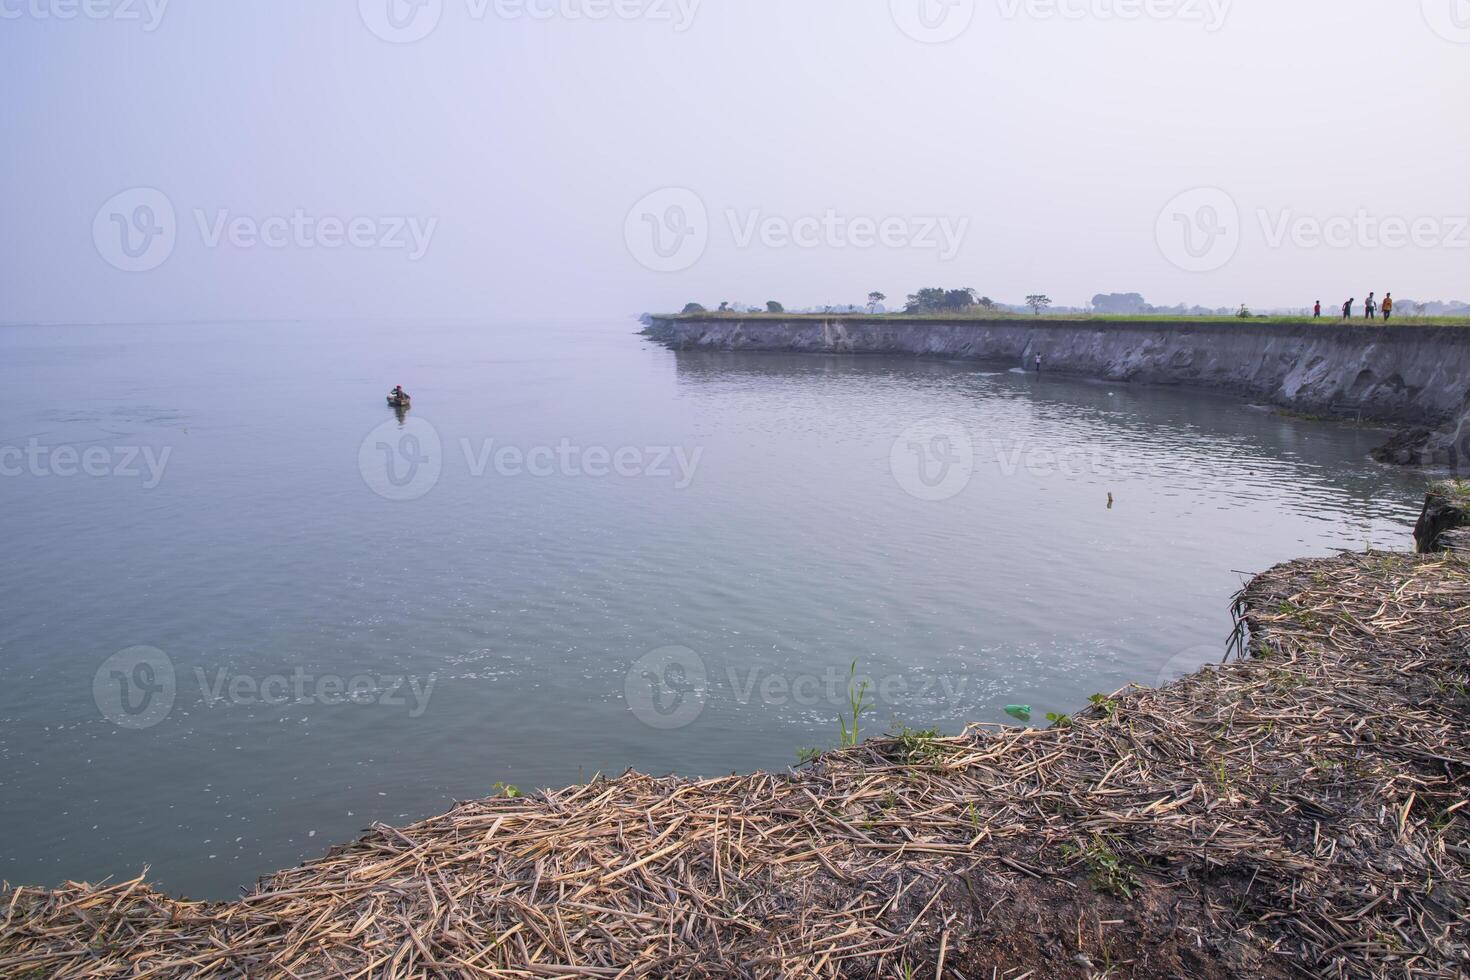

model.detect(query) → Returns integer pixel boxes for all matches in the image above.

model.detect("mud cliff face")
[646,316,1470,467]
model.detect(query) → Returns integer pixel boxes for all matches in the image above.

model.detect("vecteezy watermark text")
[194,667,435,717]
[726,210,968,261]
[358,416,704,501]
[996,0,1230,31]
[889,417,1253,501]
[93,646,437,729]
[462,438,702,486]
[624,187,970,273]
[93,187,438,272]
[890,418,976,502]
[1,439,170,487]
[890,0,1230,43]
[1157,187,1470,272]
[1257,209,1470,251]
[623,646,970,730]
[194,210,437,260]
[477,0,699,26]
[359,0,700,43]
[0,0,168,30]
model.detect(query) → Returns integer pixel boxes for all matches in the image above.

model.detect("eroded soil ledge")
[645,316,1470,468]
[3,547,1469,978]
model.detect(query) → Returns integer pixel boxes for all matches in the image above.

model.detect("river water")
[0,319,1427,898]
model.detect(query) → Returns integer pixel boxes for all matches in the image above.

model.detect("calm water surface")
[0,319,1426,898]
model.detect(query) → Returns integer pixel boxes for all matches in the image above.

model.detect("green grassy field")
[654,311,1470,327]
[1431,479,1470,508]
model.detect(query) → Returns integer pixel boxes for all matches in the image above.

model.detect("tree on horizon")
[905,287,978,314]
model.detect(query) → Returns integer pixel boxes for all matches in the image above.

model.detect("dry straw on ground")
[3,551,1468,978]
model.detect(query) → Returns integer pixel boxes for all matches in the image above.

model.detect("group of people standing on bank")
[1313,293,1394,321]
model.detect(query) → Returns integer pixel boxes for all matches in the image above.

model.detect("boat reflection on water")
[387,387,412,424]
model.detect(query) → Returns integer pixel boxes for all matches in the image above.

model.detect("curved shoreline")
[646,316,1470,463]
[4,495,1468,977]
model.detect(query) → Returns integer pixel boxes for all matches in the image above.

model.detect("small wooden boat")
[387,394,411,409]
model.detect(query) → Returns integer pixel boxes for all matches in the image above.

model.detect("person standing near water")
[1381,293,1393,322]
[1034,353,1042,373]
[1343,298,1354,320]
[1314,300,1322,318]
[1365,293,1377,319]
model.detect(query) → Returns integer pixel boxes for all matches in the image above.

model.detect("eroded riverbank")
[647,315,1470,467]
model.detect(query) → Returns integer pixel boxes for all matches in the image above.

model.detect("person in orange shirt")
[1381,294,1393,322]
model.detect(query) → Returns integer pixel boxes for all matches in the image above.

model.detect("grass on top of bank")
[652,311,1470,328]
[1431,479,1470,508]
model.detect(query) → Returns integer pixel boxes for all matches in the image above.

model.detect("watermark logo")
[1153,644,1224,688]
[94,646,176,730]
[625,187,708,273]
[1449,412,1470,473]
[360,0,443,42]
[93,187,176,273]
[625,646,707,729]
[1422,0,1470,43]
[1156,187,1240,273]
[0,0,169,30]
[890,0,976,43]
[890,418,974,501]
[359,416,443,501]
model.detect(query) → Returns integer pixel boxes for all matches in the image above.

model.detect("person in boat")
[391,385,409,401]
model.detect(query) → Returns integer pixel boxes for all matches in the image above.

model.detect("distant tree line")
[680,301,784,314]
[904,288,997,313]
[674,292,1470,319]
[680,289,1030,315]
[1090,292,1231,317]
[1389,299,1470,317]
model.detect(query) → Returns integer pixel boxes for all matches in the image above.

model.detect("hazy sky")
[2,0,1466,322]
